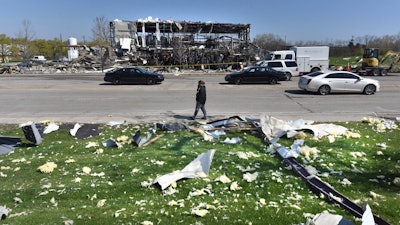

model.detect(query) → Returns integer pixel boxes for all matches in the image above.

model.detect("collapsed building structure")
[109,17,258,69]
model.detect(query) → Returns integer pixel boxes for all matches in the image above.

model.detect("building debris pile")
[0,44,118,75]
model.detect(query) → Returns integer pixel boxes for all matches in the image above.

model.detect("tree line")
[253,33,400,58]
[0,18,109,63]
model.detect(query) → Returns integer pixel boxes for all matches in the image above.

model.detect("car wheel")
[380,69,388,76]
[318,85,330,95]
[372,69,379,76]
[285,72,292,81]
[311,68,320,73]
[363,84,376,95]
[269,78,277,85]
[234,78,241,85]
[112,78,120,85]
[147,78,155,85]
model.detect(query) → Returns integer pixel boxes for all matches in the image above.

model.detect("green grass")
[0,119,399,225]
[330,56,362,67]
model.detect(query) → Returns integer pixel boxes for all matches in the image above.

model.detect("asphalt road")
[0,72,399,124]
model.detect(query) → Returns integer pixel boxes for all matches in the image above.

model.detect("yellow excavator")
[359,48,400,76]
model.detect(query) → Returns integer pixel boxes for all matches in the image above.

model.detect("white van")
[30,56,47,64]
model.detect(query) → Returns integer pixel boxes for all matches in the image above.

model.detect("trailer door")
[297,57,310,73]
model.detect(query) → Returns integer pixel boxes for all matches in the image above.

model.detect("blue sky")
[2,0,399,44]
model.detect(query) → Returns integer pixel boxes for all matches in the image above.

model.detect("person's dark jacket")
[196,86,206,104]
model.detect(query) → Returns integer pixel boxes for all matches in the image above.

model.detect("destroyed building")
[109,18,258,69]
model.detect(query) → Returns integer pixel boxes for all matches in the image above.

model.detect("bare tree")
[91,16,111,71]
[21,19,35,41]
[17,19,35,61]
[171,37,186,67]
[91,16,110,45]
[252,34,286,58]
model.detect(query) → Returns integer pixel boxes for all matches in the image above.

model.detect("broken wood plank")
[143,134,165,147]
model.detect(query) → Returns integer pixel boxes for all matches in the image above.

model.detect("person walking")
[191,80,207,120]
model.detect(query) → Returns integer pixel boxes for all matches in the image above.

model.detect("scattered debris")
[255,115,391,225]
[199,117,239,130]
[43,123,60,134]
[393,177,400,187]
[260,115,350,144]
[0,136,21,155]
[85,141,99,148]
[107,121,126,126]
[243,172,258,182]
[307,212,355,225]
[102,138,120,148]
[189,116,247,141]
[222,137,241,144]
[156,122,188,131]
[69,123,81,136]
[0,206,8,220]
[275,139,303,159]
[142,134,164,147]
[153,149,216,190]
[205,129,226,139]
[37,162,57,173]
[0,115,396,224]
[362,117,399,132]
[190,126,214,141]
[73,124,101,139]
[376,142,387,149]
[20,122,44,145]
[133,125,157,147]
[65,123,102,139]
[362,204,376,225]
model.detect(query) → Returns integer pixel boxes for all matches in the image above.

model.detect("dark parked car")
[225,66,287,85]
[104,67,164,85]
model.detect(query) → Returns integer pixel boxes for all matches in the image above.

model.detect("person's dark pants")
[193,101,207,118]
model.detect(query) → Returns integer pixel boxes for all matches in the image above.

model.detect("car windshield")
[244,66,256,72]
[255,61,264,66]
[307,71,324,77]
[136,68,148,73]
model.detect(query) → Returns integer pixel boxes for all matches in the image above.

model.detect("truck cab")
[265,50,295,61]
[362,48,380,68]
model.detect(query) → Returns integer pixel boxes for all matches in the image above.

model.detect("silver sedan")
[298,71,380,95]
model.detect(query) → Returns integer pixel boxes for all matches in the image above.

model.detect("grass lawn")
[0,117,399,225]
[329,56,362,68]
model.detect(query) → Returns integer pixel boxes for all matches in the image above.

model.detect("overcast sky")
[2,0,399,44]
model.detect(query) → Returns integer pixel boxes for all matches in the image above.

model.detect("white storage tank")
[68,37,77,46]
[67,37,79,61]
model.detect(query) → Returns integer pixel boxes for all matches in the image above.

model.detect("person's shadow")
[173,115,192,120]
